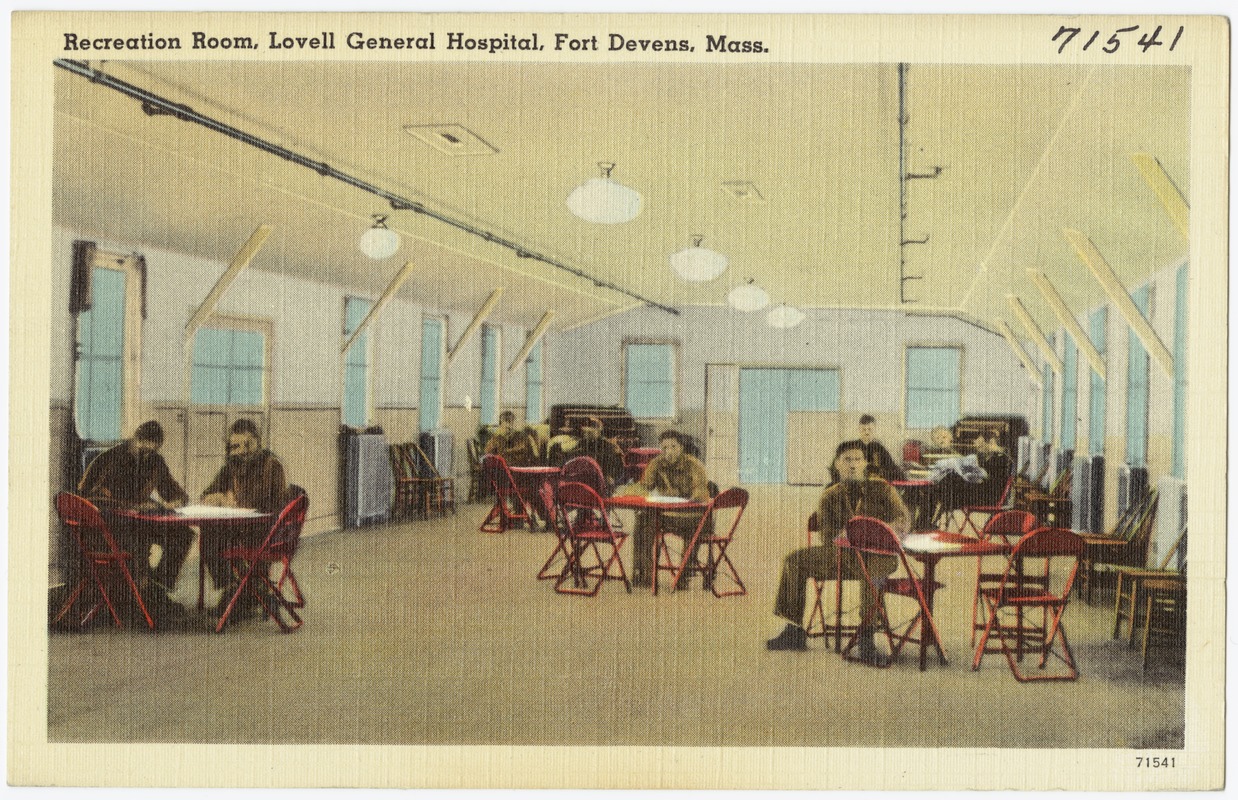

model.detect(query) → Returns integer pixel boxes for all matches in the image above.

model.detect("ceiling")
[52,59,1190,333]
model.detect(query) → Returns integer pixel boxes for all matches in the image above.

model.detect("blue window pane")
[1172,264,1188,478]
[626,344,674,418]
[193,328,232,368]
[480,325,499,426]
[525,340,543,424]
[232,331,265,368]
[191,365,228,405]
[343,298,372,424]
[786,369,840,412]
[1125,287,1151,467]
[1061,336,1078,448]
[343,364,368,427]
[76,267,126,441]
[906,347,960,429]
[1088,308,1107,456]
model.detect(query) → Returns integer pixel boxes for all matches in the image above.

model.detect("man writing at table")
[629,430,711,589]
[77,420,193,605]
[199,419,290,616]
[766,440,911,665]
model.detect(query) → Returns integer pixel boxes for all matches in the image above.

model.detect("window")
[343,296,372,428]
[479,324,500,426]
[419,317,444,432]
[1041,334,1055,443]
[1125,286,1151,467]
[75,266,127,441]
[1060,334,1078,449]
[1088,307,1107,457]
[1172,264,1188,478]
[73,245,143,442]
[904,346,961,429]
[191,320,266,406]
[525,339,544,424]
[625,342,675,419]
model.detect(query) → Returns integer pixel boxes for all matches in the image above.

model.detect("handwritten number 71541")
[1052,24,1184,54]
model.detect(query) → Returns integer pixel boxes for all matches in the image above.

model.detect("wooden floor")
[47,486,1185,748]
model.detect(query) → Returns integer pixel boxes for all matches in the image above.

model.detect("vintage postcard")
[9,9,1227,792]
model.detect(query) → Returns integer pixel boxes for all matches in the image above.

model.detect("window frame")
[902,344,963,431]
[342,295,374,428]
[73,250,143,442]
[1125,285,1152,468]
[1087,307,1108,458]
[479,323,501,427]
[419,315,446,433]
[622,339,679,421]
[1171,263,1188,478]
[1060,332,1079,451]
[525,338,544,424]
[189,313,272,410]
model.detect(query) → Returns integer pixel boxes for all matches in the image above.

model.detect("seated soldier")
[765,440,911,665]
[857,414,905,482]
[77,420,193,603]
[629,430,711,589]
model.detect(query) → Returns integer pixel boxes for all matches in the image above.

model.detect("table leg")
[918,557,948,670]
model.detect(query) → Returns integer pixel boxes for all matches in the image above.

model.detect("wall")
[1040,259,1185,531]
[48,225,527,579]
[548,305,1032,449]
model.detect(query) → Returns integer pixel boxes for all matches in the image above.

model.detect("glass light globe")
[565,178,643,224]
[669,245,729,282]
[767,304,806,329]
[359,226,400,259]
[728,282,770,311]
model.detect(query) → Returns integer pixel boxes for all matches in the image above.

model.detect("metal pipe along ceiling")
[53,58,680,317]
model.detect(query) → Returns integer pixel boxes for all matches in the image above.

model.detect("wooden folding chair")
[972,527,1083,681]
[1113,525,1186,642]
[404,441,456,518]
[389,443,423,520]
[215,493,309,633]
[51,493,155,631]
[842,516,947,670]
[1078,490,1158,604]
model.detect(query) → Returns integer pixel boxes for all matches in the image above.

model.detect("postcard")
[9,8,1227,791]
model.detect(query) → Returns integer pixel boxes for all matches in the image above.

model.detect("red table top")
[109,506,272,526]
[607,494,708,511]
[509,465,561,475]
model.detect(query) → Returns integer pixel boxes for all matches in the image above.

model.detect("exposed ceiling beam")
[1027,270,1106,381]
[1131,153,1189,240]
[1006,295,1063,374]
[995,320,1043,387]
[1064,229,1174,377]
[507,312,555,373]
[184,225,271,340]
[340,260,419,355]
[447,288,503,365]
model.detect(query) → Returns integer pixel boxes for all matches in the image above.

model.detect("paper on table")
[901,533,966,553]
[174,504,264,518]
[647,495,690,503]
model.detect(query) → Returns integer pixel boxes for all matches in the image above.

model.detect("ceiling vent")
[720,180,765,203]
[403,124,498,156]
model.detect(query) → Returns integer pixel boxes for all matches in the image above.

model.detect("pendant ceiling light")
[566,161,642,224]
[359,214,401,260]
[728,278,770,311]
[766,303,806,329]
[669,235,729,283]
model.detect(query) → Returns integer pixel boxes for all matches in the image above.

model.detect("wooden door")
[704,363,739,486]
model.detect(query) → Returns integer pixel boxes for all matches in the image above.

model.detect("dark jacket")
[78,442,188,509]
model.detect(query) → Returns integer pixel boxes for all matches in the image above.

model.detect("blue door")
[738,368,839,484]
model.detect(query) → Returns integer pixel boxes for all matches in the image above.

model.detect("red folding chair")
[561,456,606,495]
[215,493,309,633]
[970,510,1038,645]
[972,527,1084,681]
[52,492,155,630]
[657,487,749,597]
[958,476,1015,536]
[535,480,571,581]
[554,482,631,596]
[479,454,533,533]
[841,516,946,670]
[804,512,860,652]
